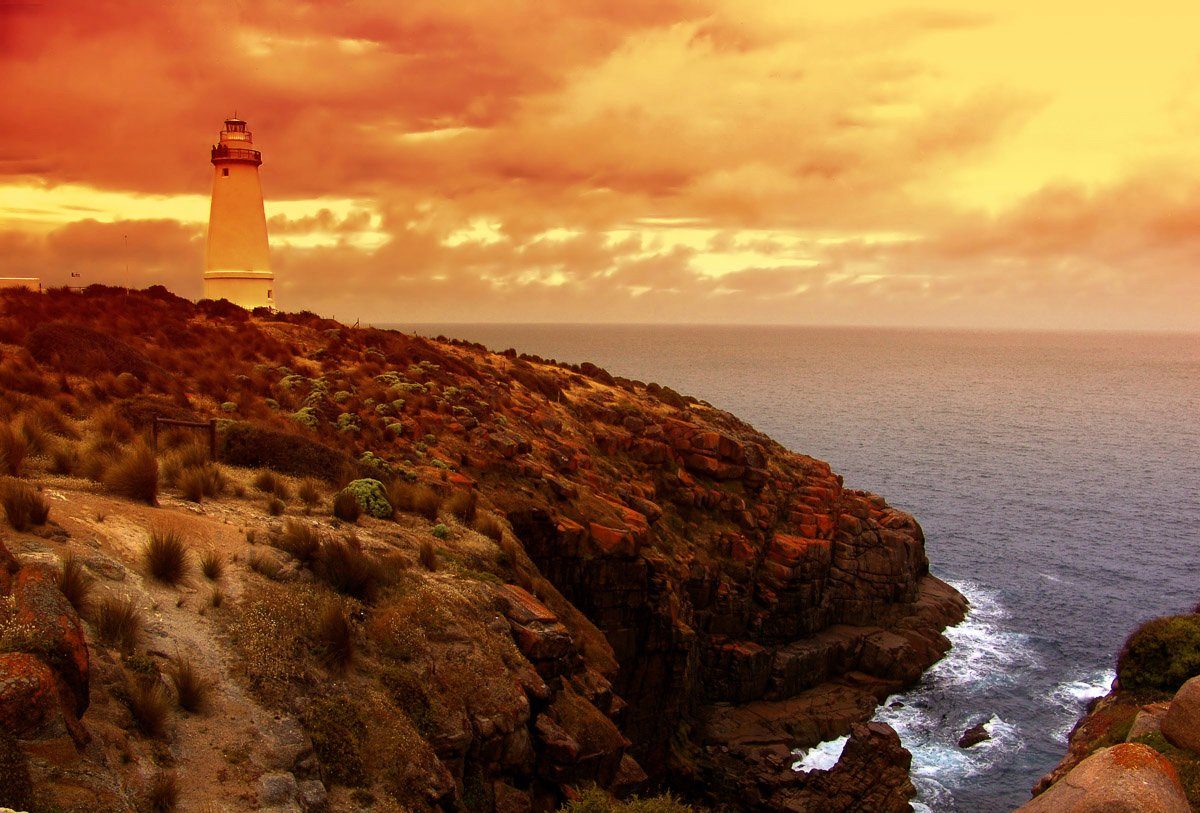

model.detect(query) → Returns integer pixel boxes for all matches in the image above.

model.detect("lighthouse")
[203,117,275,311]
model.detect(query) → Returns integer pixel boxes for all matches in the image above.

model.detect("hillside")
[0,286,965,813]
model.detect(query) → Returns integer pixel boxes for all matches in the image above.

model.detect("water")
[392,324,1200,812]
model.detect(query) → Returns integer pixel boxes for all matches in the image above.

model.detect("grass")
[0,420,27,476]
[317,538,378,601]
[124,674,171,737]
[166,654,212,713]
[49,440,79,475]
[298,478,321,510]
[387,480,440,521]
[418,540,438,571]
[56,552,93,613]
[332,490,361,522]
[104,443,159,505]
[95,595,143,651]
[178,463,225,502]
[253,469,291,500]
[209,587,224,608]
[144,528,189,585]
[267,496,286,516]
[246,550,284,580]
[560,786,693,813]
[2,480,50,531]
[445,489,478,523]
[273,520,323,565]
[200,549,224,581]
[146,769,179,812]
[473,512,505,543]
[160,444,208,486]
[313,599,354,670]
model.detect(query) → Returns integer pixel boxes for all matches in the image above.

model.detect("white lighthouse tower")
[203,117,275,311]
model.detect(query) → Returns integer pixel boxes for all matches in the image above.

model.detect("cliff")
[1019,611,1200,812]
[0,286,965,812]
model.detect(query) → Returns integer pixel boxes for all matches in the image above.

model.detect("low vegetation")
[166,654,212,713]
[2,480,50,531]
[94,594,144,652]
[144,528,189,585]
[1117,614,1200,691]
[104,443,159,505]
[56,553,93,613]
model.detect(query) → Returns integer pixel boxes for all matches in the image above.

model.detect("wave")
[1048,669,1115,743]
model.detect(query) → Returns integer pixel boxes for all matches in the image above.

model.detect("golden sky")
[2,0,1199,329]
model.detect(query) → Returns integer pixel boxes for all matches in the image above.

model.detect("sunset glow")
[2,1,1199,328]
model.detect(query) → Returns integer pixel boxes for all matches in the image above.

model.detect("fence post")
[209,419,218,461]
[151,417,160,452]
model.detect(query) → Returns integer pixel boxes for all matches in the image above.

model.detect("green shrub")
[338,478,392,519]
[431,523,450,540]
[219,422,351,479]
[1118,615,1200,691]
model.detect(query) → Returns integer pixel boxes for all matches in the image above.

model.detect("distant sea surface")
[389,323,1200,813]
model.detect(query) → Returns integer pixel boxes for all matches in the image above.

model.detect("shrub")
[2,481,50,531]
[387,480,441,521]
[560,786,693,813]
[200,550,224,581]
[298,478,321,510]
[246,550,283,580]
[337,478,392,519]
[473,513,505,543]
[56,553,93,613]
[95,595,143,651]
[317,539,378,601]
[25,321,157,378]
[273,520,324,565]
[161,444,209,486]
[418,540,437,571]
[431,523,450,540]
[144,528,188,585]
[104,443,159,505]
[124,675,170,737]
[146,769,179,812]
[445,489,478,523]
[332,490,361,522]
[166,655,211,713]
[179,463,225,502]
[313,599,354,670]
[253,469,291,500]
[0,421,27,476]
[300,694,367,786]
[219,422,352,479]
[1118,614,1200,691]
[267,496,286,516]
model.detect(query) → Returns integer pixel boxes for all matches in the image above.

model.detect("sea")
[392,324,1200,813]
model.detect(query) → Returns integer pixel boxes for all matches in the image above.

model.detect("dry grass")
[166,654,212,713]
[253,469,291,500]
[332,490,361,522]
[0,420,28,477]
[199,549,224,581]
[298,478,321,510]
[95,595,143,651]
[387,480,441,521]
[246,550,284,580]
[418,540,438,571]
[473,512,505,543]
[208,587,224,608]
[317,538,378,601]
[124,675,170,737]
[49,440,79,475]
[178,463,225,503]
[145,769,179,812]
[445,489,478,523]
[56,552,93,614]
[144,528,188,585]
[313,599,354,670]
[160,444,208,486]
[273,520,323,565]
[266,496,286,516]
[104,443,159,505]
[2,480,50,531]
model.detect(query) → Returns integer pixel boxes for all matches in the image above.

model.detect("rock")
[8,566,90,718]
[1126,702,1169,742]
[1160,675,1200,753]
[958,722,990,748]
[258,771,298,806]
[0,653,79,741]
[1016,743,1191,813]
[774,722,915,813]
[257,716,313,772]
[295,779,328,812]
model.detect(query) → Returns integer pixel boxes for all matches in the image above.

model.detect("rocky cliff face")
[0,286,966,812]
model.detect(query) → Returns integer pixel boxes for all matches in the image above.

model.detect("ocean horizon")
[387,322,1200,812]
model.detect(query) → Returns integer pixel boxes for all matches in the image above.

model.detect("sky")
[2,1,1199,329]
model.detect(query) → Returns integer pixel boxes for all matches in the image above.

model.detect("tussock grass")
[0,421,28,477]
[104,443,159,505]
[246,550,283,580]
[445,489,478,523]
[199,549,224,581]
[178,463,224,503]
[56,552,93,614]
[95,595,143,651]
[473,512,506,543]
[313,599,354,670]
[273,520,323,565]
[166,654,211,713]
[298,478,321,511]
[124,675,170,737]
[144,528,188,585]
[418,540,437,572]
[387,480,441,521]
[253,469,291,500]
[266,496,286,516]
[317,538,378,601]
[332,490,360,522]
[2,480,50,531]
[146,769,179,812]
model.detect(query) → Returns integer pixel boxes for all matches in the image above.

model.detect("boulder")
[1016,743,1190,813]
[8,566,90,717]
[1160,675,1200,753]
[958,722,990,749]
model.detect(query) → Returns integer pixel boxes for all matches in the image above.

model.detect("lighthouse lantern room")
[203,117,275,311]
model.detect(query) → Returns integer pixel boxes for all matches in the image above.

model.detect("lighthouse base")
[203,273,275,312]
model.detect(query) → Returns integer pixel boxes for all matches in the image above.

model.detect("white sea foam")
[1049,669,1115,743]
[792,734,849,772]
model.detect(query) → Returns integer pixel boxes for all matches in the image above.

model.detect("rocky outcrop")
[1161,676,1200,753]
[774,723,916,813]
[1017,743,1191,813]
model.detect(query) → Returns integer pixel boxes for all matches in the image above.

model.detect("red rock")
[1017,743,1190,813]
[10,566,90,718]
[0,652,72,739]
